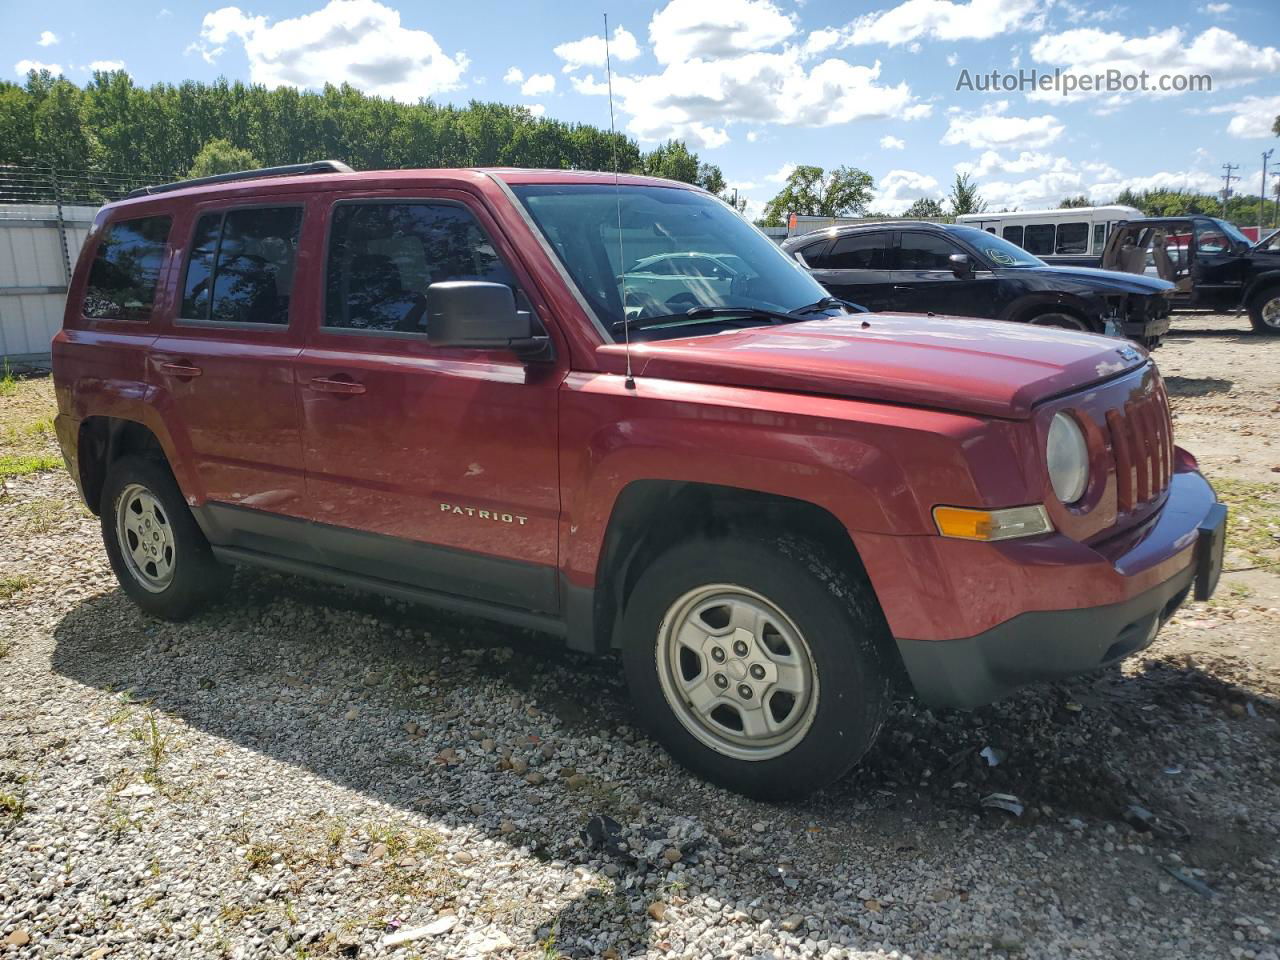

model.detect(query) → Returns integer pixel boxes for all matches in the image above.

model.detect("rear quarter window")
[83,215,173,321]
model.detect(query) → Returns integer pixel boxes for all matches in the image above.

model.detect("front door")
[295,191,564,613]
[888,231,1001,318]
[1190,220,1248,309]
[148,201,310,544]
[802,232,895,310]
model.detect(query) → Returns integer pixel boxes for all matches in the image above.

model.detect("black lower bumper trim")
[895,563,1196,709]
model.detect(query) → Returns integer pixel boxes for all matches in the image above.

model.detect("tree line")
[0,69,728,198]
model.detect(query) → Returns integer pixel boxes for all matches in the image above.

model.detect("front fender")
[1244,269,1280,304]
[1001,290,1102,326]
[557,372,1035,589]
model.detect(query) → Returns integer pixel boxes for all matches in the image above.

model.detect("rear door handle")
[159,361,202,378]
[308,376,366,396]
[892,285,914,291]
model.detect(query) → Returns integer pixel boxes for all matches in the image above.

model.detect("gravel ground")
[2,316,1279,960]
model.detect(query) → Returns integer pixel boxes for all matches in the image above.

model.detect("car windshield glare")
[949,225,1045,268]
[512,183,831,340]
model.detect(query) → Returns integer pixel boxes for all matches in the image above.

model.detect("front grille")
[1105,381,1173,512]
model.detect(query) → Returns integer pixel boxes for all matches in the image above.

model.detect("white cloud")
[955,149,1065,178]
[520,73,555,96]
[880,135,906,149]
[946,52,957,66]
[553,25,640,72]
[87,60,127,72]
[649,0,795,65]
[158,8,173,17]
[765,162,796,183]
[15,59,63,76]
[1208,93,1280,138]
[526,103,546,117]
[1200,2,1231,13]
[1089,169,1223,199]
[941,102,1064,150]
[194,0,469,101]
[837,0,1043,47]
[38,31,59,47]
[1029,27,1280,101]
[503,66,524,86]
[875,169,942,213]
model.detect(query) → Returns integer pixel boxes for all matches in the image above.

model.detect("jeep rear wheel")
[1247,286,1280,336]
[621,534,892,800]
[101,455,230,619]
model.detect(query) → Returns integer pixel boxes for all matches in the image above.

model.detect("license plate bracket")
[1194,502,1228,601]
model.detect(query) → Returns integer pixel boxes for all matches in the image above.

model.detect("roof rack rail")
[124,159,354,200]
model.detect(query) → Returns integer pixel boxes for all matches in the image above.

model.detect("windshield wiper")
[789,296,868,316]
[612,305,802,332]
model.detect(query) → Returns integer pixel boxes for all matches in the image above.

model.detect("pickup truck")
[51,162,1227,799]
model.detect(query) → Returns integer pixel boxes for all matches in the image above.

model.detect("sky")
[5,0,1280,219]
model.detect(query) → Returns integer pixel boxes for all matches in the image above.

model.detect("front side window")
[84,215,172,321]
[513,184,830,341]
[1023,223,1055,256]
[324,202,519,333]
[822,234,889,270]
[1056,222,1089,255]
[180,206,302,325]
[894,232,961,271]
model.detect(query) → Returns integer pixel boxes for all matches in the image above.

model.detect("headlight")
[1046,412,1089,504]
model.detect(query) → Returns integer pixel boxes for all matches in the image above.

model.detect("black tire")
[100,454,230,619]
[1027,310,1096,334]
[620,534,893,800]
[1247,286,1280,336]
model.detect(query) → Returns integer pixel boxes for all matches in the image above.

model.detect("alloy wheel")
[115,482,176,593]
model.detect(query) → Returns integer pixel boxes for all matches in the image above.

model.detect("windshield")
[1215,218,1252,248]
[949,225,1046,267]
[1257,229,1280,254]
[512,183,831,340]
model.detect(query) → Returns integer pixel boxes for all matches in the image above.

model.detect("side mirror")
[949,253,974,279]
[426,281,547,356]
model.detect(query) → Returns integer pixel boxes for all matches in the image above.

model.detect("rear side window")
[324,202,519,334]
[1023,223,1055,256]
[83,215,172,321]
[820,234,889,270]
[1002,225,1024,246]
[180,206,303,325]
[1092,222,1106,252]
[1056,222,1089,255]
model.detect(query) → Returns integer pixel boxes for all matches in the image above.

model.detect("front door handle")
[159,361,203,378]
[892,285,914,292]
[308,376,366,396]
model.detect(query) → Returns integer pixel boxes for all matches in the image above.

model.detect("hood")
[605,313,1148,420]
[1031,265,1175,295]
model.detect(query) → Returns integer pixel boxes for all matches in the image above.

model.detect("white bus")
[956,205,1141,267]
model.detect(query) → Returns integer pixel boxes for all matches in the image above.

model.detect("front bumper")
[887,471,1226,708]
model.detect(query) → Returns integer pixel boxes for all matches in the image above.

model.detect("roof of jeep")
[107,167,700,211]
[779,220,956,250]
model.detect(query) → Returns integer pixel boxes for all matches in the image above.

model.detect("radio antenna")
[604,13,635,390]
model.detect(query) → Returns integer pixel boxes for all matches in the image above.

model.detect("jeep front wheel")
[1247,286,1280,335]
[101,455,230,619]
[621,535,892,800]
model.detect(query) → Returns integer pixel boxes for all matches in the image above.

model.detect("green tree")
[696,161,727,196]
[642,140,700,183]
[761,164,875,226]
[188,138,259,178]
[902,197,944,218]
[947,172,987,215]
[1059,195,1092,208]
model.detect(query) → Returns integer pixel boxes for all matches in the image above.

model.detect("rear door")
[887,230,1002,318]
[294,190,564,613]
[802,232,895,310]
[148,199,311,543]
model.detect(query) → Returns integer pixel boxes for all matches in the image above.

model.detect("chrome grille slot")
[1105,382,1173,513]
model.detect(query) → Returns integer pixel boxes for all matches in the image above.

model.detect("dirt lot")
[1,315,1278,960]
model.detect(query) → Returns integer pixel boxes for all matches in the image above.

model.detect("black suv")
[781,221,1174,347]
[1100,216,1280,335]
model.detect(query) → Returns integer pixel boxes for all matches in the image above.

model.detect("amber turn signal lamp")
[933,504,1053,542]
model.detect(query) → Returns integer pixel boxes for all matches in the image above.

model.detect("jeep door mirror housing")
[427,281,547,356]
[949,253,974,279]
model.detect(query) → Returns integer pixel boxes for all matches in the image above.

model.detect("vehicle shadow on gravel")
[49,571,1280,957]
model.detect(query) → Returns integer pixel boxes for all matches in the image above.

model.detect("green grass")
[0,453,62,477]
[0,575,34,602]
[0,361,16,398]
[1212,476,1280,571]
[0,789,26,826]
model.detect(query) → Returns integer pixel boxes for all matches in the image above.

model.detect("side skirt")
[211,545,569,639]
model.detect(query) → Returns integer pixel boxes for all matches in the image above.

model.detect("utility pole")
[1261,149,1274,238]
[1220,162,1240,218]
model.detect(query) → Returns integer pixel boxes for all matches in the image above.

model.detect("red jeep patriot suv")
[52,162,1227,799]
